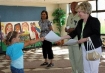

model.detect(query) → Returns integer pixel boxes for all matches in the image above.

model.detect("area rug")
[24,59,71,69]
[24,67,105,73]
[99,67,105,73]
[25,69,72,73]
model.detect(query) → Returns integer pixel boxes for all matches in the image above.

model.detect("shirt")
[66,13,80,28]
[81,22,86,38]
[66,13,80,46]
[6,42,24,69]
[11,55,23,69]
[38,19,52,37]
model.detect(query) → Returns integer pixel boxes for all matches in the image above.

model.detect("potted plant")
[52,8,66,45]
[52,8,66,36]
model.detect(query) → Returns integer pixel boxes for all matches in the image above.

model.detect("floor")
[0,46,105,73]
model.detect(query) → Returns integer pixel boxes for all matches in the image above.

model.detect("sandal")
[40,62,48,66]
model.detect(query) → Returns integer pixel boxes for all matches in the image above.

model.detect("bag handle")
[87,37,95,61]
[87,37,95,52]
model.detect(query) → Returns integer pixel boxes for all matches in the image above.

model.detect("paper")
[45,31,61,42]
[64,39,78,45]
[66,26,70,29]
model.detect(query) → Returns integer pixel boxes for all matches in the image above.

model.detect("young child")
[5,31,44,73]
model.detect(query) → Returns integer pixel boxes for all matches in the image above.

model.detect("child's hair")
[5,31,18,45]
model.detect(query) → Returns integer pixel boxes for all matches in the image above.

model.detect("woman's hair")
[76,1,92,14]
[5,31,18,45]
[41,10,48,19]
[22,22,29,31]
[14,23,21,33]
[5,23,13,34]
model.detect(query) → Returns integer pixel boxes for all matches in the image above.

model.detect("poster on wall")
[0,5,46,40]
[1,21,41,40]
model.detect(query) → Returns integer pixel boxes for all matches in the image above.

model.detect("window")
[98,0,105,10]
[91,13,97,17]
[89,1,105,34]
[98,12,105,34]
[69,1,105,34]
[89,1,96,11]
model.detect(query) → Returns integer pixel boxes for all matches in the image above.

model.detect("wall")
[0,2,58,21]
[0,6,46,22]
[0,2,69,37]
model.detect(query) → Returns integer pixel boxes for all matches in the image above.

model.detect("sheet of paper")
[45,31,61,42]
[64,39,78,45]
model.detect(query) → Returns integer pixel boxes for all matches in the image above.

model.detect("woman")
[38,10,54,68]
[60,2,102,73]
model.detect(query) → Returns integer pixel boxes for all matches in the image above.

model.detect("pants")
[42,40,54,59]
[68,45,84,73]
[11,66,24,73]
[81,44,102,73]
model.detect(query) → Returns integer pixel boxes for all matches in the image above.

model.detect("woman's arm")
[67,28,75,33]
[61,35,71,40]
[49,26,53,31]
[90,18,100,40]
[77,38,88,44]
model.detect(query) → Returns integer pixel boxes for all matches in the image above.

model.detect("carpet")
[24,67,105,73]
[25,69,72,73]
[99,67,105,73]
[24,59,71,69]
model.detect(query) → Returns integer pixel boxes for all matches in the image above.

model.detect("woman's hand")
[55,40,64,46]
[77,38,88,44]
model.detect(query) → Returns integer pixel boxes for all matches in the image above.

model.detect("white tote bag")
[86,37,101,61]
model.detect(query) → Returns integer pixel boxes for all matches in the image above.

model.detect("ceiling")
[0,0,88,4]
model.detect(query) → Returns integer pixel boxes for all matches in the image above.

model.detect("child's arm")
[5,55,10,60]
[24,37,44,47]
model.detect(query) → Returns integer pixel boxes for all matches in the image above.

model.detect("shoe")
[40,62,48,66]
[46,63,54,68]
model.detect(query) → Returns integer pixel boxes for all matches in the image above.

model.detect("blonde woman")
[60,2,102,73]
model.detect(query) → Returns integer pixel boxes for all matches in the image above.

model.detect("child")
[5,31,44,73]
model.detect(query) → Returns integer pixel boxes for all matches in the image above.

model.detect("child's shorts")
[11,66,24,73]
